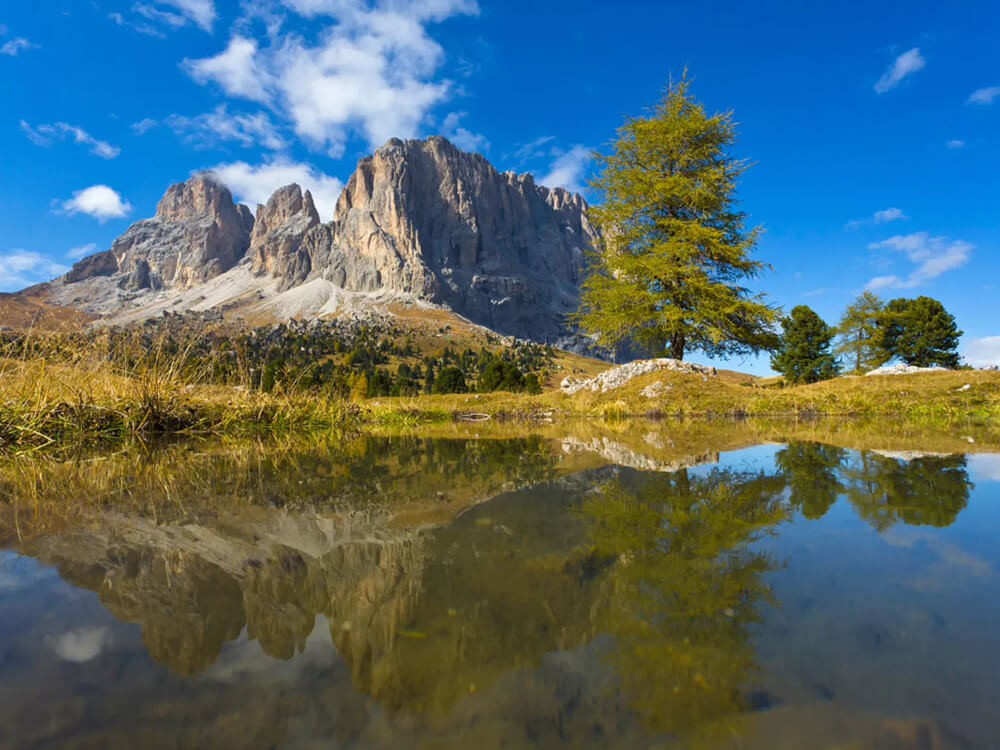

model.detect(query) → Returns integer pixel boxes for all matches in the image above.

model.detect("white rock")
[561,358,716,395]
[864,364,950,376]
[640,380,672,398]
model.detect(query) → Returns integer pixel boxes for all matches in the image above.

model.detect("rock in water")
[113,174,254,290]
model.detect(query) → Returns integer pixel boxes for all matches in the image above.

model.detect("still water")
[1,426,999,749]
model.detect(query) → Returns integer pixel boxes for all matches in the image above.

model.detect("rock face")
[111,174,254,290]
[39,137,598,345]
[249,184,321,289]
[322,137,595,340]
[64,249,118,283]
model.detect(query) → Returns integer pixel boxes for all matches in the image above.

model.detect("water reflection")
[842,452,971,530]
[775,442,846,519]
[0,431,996,748]
[583,468,787,736]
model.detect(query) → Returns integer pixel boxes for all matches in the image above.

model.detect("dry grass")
[0,334,358,454]
[358,368,1000,424]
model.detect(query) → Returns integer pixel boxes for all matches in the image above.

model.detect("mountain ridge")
[31,136,597,349]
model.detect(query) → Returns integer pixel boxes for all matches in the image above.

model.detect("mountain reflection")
[6,437,981,732]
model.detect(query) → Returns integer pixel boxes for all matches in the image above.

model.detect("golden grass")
[359,368,1000,424]
[4,321,998,455]
[0,336,358,454]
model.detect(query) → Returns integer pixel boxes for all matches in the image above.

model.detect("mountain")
[34,136,597,346]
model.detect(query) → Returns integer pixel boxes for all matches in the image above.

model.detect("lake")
[1,422,999,749]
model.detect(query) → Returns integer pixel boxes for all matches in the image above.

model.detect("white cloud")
[50,627,111,663]
[67,242,98,259]
[1,37,38,56]
[968,86,1000,105]
[946,139,965,149]
[131,117,158,134]
[206,159,344,221]
[60,185,133,221]
[0,250,70,291]
[139,105,287,149]
[505,135,556,165]
[161,0,218,30]
[865,232,973,289]
[112,0,216,34]
[133,3,188,27]
[847,207,908,229]
[962,337,1000,369]
[20,121,121,159]
[284,0,479,21]
[184,36,268,103]
[873,207,906,224]
[874,48,925,94]
[538,145,591,193]
[184,0,478,156]
[968,454,1000,483]
[440,111,488,152]
[108,11,166,38]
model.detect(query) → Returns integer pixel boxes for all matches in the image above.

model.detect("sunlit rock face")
[38,137,596,346]
[112,175,255,291]
[248,184,321,289]
[322,136,596,341]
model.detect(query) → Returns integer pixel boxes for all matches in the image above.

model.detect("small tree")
[575,75,779,361]
[879,296,962,368]
[770,305,839,384]
[835,291,886,373]
[432,366,468,394]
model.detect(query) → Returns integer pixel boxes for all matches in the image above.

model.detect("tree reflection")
[582,468,788,736]
[841,452,972,531]
[775,442,846,520]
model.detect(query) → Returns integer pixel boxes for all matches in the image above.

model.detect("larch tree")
[575,76,779,361]
[835,291,886,373]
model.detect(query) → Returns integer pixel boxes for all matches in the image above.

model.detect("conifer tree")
[576,76,779,360]
[770,305,839,384]
[834,291,886,373]
[878,296,962,368]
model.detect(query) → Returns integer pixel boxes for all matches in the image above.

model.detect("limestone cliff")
[35,137,597,345]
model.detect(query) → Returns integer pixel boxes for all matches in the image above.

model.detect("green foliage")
[583,469,788,732]
[770,305,839,384]
[775,442,846,519]
[842,452,971,531]
[432,366,468,394]
[576,75,780,361]
[477,356,525,392]
[878,296,962,368]
[835,291,886,373]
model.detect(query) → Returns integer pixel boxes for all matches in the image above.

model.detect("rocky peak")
[323,136,597,341]
[249,184,321,284]
[155,174,241,224]
[111,174,254,291]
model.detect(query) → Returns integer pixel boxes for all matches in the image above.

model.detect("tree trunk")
[669,333,686,360]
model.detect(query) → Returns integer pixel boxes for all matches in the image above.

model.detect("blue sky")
[1,0,998,372]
